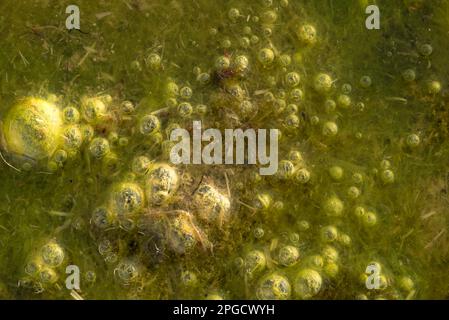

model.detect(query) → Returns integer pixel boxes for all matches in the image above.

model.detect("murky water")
[0,0,448,300]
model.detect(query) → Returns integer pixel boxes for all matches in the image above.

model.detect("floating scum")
[0,0,447,300]
[1,97,63,168]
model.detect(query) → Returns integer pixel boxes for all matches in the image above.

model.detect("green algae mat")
[0,0,448,300]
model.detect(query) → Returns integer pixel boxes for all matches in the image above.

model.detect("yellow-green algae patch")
[2,97,62,160]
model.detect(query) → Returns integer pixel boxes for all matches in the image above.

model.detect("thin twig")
[0,150,21,172]
[421,210,438,220]
[425,229,446,249]
[237,199,256,211]
[224,172,231,198]
[70,290,84,300]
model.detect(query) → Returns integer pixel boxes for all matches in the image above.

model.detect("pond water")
[0,0,448,300]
